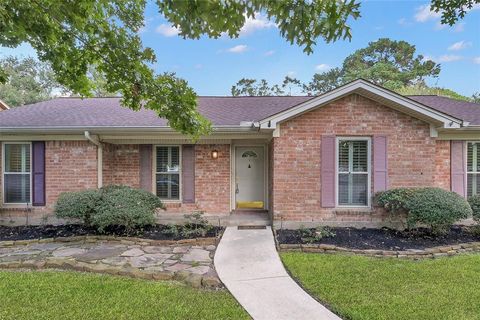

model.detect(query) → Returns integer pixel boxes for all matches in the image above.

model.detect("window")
[467,142,480,197]
[337,138,370,206]
[3,143,31,204]
[155,146,180,200]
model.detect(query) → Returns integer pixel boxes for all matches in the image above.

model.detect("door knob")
[235,183,239,194]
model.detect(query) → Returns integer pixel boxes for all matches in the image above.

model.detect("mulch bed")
[0,224,222,241]
[276,226,480,250]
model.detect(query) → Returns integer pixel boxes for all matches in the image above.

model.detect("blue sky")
[2,1,480,97]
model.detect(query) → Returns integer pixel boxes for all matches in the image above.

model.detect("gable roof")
[408,95,480,126]
[258,79,467,130]
[0,96,312,129]
[0,79,478,134]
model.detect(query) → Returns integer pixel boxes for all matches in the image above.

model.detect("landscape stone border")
[276,242,480,259]
[0,235,222,289]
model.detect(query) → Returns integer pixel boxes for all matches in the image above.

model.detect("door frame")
[231,143,269,211]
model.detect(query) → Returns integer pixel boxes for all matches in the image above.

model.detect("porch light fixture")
[211,149,219,159]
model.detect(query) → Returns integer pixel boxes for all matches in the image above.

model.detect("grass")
[281,253,480,320]
[0,270,249,320]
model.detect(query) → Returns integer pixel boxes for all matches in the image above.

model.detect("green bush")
[377,187,472,234]
[468,195,480,222]
[54,185,164,233]
[54,189,101,226]
[298,225,336,244]
[181,211,213,238]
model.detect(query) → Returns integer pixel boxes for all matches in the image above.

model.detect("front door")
[235,146,265,209]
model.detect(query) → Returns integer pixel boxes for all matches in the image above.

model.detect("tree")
[471,92,480,103]
[0,56,63,107]
[342,38,440,90]
[396,83,472,102]
[0,0,361,138]
[231,76,303,96]
[303,68,344,95]
[430,0,480,25]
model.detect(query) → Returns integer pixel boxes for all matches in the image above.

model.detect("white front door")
[235,146,265,209]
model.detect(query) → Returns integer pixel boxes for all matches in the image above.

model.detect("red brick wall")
[271,94,446,226]
[103,144,140,188]
[0,142,231,225]
[163,144,231,215]
[434,140,451,190]
[0,141,98,225]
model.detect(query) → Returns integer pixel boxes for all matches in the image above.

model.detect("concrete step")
[226,211,271,227]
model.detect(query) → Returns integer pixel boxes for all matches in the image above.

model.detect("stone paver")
[0,238,221,289]
[215,226,341,320]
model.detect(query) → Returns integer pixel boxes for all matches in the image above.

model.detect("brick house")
[0,79,479,227]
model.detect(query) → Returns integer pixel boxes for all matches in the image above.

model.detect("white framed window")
[2,142,32,204]
[336,137,371,207]
[467,142,480,197]
[155,145,181,200]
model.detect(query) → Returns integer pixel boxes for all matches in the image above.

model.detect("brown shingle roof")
[0,96,313,128]
[0,94,478,128]
[407,95,480,125]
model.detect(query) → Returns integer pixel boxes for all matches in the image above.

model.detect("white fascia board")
[259,79,464,130]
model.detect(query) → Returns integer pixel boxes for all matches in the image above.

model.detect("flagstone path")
[0,238,221,289]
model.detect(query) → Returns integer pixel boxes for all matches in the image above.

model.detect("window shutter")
[321,135,336,207]
[373,135,388,193]
[139,145,152,192]
[451,140,466,197]
[182,144,195,203]
[32,141,45,206]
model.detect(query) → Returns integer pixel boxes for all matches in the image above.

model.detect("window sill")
[333,207,374,215]
[0,204,35,210]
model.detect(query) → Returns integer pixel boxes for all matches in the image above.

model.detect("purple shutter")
[321,136,336,207]
[373,135,388,193]
[139,145,152,192]
[32,141,45,206]
[451,140,466,197]
[182,145,195,203]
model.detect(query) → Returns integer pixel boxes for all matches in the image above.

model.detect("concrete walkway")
[214,226,341,320]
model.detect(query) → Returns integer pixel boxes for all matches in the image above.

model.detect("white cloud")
[434,21,447,30]
[397,18,411,26]
[194,64,203,69]
[315,64,331,71]
[155,24,180,37]
[227,45,248,53]
[264,50,275,56]
[473,57,480,64]
[414,4,441,22]
[448,40,472,51]
[437,55,463,62]
[287,71,296,77]
[239,13,276,36]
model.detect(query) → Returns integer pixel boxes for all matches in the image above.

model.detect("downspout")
[84,131,103,188]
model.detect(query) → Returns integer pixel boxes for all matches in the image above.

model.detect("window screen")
[338,140,369,206]
[156,146,180,200]
[3,144,31,203]
[467,142,480,197]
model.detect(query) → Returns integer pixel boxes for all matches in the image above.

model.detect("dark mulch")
[0,224,222,241]
[276,226,480,250]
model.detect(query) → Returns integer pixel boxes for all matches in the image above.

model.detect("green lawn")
[281,253,480,320]
[0,270,249,320]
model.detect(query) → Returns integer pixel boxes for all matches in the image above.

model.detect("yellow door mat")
[236,201,264,209]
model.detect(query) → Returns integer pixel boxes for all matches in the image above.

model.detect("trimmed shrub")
[93,186,164,232]
[377,187,472,234]
[375,188,416,213]
[54,189,101,226]
[468,195,480,222]
[55,185,164,233]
